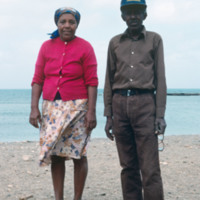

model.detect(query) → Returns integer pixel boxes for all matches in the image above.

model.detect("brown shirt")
[104,27,167,118]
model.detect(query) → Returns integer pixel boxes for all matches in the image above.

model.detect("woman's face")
[57,13,77,41]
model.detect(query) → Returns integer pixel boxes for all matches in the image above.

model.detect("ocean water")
[0,89,200,142]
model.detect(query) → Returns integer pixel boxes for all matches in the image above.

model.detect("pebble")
[22,155,32,161]
[19,195,34,200]
[7,184,13,188]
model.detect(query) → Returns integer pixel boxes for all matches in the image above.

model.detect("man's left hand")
[155,118,167,135]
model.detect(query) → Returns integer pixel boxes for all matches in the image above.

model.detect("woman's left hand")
[85,110,97,134]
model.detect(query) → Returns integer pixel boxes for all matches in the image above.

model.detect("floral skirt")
[39,99,89,166]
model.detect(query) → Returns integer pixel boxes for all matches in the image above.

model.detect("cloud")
[149,0,200,23]
[0,0,200,89]
[90,0,119,7]
[0,0,16,3]
[150,1,175,20]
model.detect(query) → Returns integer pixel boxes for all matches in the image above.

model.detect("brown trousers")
[112,93,164,200]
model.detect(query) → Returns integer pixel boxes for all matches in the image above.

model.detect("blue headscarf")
[49,7,81,39]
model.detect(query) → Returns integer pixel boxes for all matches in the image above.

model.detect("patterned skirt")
[39,99,89,166]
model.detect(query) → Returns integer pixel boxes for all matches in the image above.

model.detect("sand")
[0,135,200,200]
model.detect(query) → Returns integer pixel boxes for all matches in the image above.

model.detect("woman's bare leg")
[73,157,88,200]
[51,156,65,200]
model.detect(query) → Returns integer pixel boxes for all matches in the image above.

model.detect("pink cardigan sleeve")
[82,47,98,87]
[31,43,46,86]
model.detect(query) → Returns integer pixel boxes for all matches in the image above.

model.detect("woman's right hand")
[29,107,42,128]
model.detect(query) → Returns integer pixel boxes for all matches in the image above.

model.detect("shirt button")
[65,42,67,45]
[62,53,65,56]
[130,79,133,82]
[61,66,63,69]
[131,52,134,55]
[57,87,60,90]
[60,76,62,78]
[131,65,134,68]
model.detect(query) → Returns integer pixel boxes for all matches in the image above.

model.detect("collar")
[120,26,146,41]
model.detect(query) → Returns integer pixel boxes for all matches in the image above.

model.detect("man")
[104,0,167,200]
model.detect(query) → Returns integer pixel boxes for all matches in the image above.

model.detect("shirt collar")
[120,26,146,41]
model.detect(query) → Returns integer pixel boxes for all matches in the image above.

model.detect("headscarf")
[49,7,81,39]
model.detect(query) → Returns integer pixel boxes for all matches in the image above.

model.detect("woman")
[29,7,98,200]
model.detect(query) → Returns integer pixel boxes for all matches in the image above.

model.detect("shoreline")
[0,135,200,200]
[1,133,200,144]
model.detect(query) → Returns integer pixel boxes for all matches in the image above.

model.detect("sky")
[0,0,200,89]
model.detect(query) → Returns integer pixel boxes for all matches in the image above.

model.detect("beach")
[0,135,200,200]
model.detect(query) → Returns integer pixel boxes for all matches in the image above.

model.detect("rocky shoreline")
[167,93,200,96]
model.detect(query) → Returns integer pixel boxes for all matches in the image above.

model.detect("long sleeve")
[154,36,167,118]
[82,47,98,87]
[104,40,116,117]
[31,43,46,86]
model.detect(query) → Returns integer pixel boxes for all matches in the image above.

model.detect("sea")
[0,89,200,142]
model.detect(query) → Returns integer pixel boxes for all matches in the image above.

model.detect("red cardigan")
[32,36,98,101]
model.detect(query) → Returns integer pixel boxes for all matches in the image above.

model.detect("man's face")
[122,6,147,32]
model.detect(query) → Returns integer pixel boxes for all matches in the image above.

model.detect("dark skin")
[105,5,166,141]
[57,13,77,42]
[121,5,147,39]
[29,13,97,200]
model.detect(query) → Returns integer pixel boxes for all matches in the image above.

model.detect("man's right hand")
[105,117,114,141]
